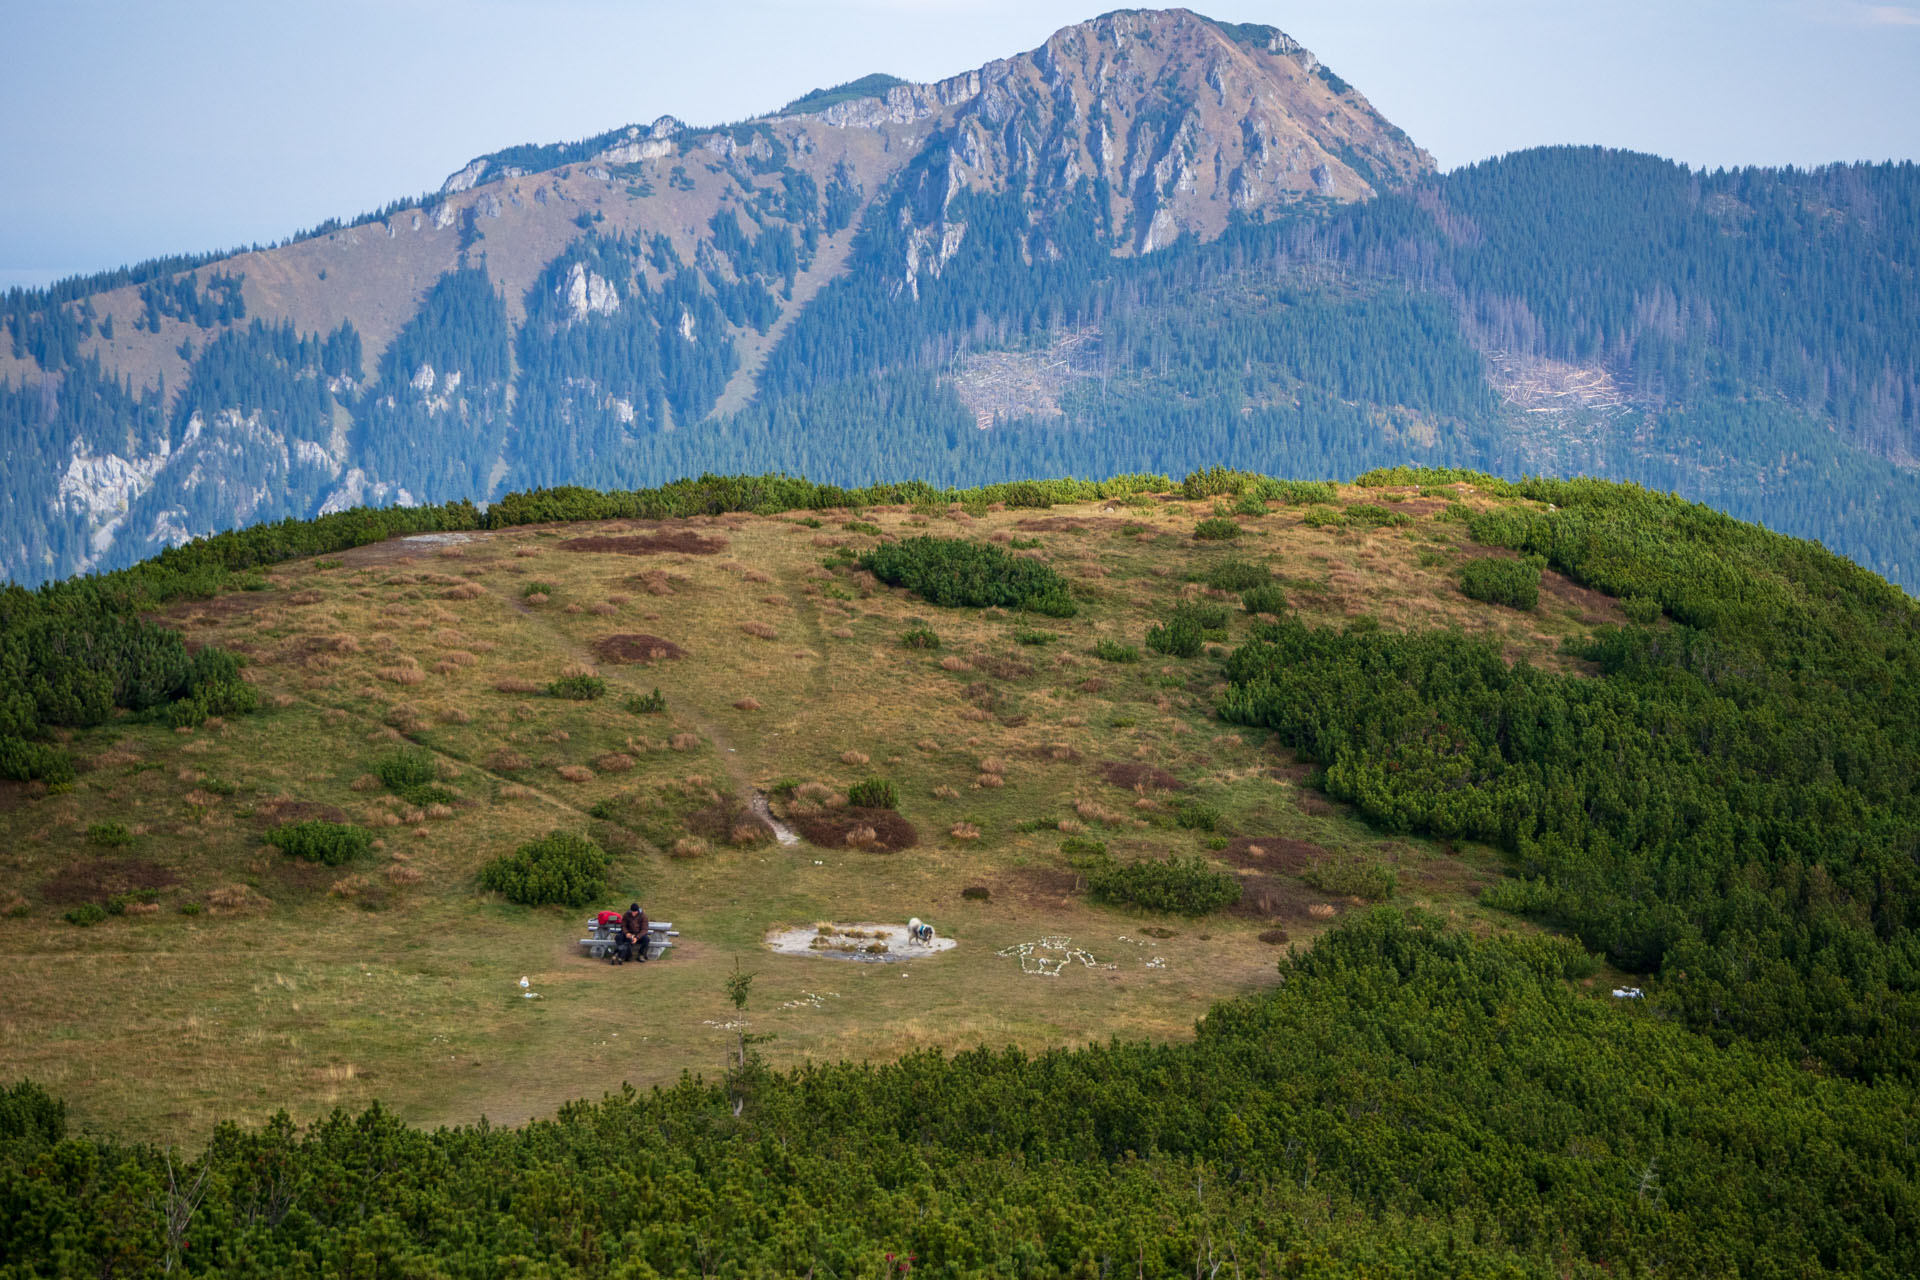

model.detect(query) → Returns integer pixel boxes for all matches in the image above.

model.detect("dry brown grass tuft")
[1075,799,1124,825]
[430,661,461,677]
[439,650,478,667]
[524,592,550,606]
[444,583,485,601]
[588,602,617,616]
[939,655,971,672]
[670,836,709,860]
[563,603,583,615]
[439,707,472,725]
[1057,818,1087,835]
[386,864,425,886]
[840,750,870,767]
[425,803,455,821]
[669,733,702,752]
[377,663,425,686]
[829,627,855,640]
[207,884,268,915]
[1308,903,1337,919]
[733,698,763,711]
[916,739,940,752]
[594,753,636,773]
[513,546,541,558]
[494,678,541,694]
[498,783,538,801]
[949,822,982,841]
[560,661,597,679]
[844,825,878,849]
[487,750,531,772]
[742,569,773,584]
[975,773,1006,789]
[555,765,596,783]
[740,621,778,640]
[978,755,1007,774]
[933,785,961,801]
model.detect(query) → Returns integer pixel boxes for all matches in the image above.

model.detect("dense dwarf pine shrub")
[1147,602,1229,657]
[373,748,456,806]
[846,778,898,809]
[624,688,667,714]
[1191,517,1241,541]
[1203,560,1270,591]
[899,626,941,649]
[85,821,132,848]
[1459,555,1542,610]
[1088,854,1242,915]
[861,536,1077,616]
[546,675,607,700]
[479,831,610,906]
[264,820,373,866]
[1242,583,1288,615]
[1093,639,1139,663]
[1222,477,1920,1082]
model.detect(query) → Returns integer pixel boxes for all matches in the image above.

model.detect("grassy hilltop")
[2,471,1601,1139]
[2,467,1917,1275]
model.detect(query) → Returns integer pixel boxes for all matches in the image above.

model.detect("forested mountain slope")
[3,9,1918,591]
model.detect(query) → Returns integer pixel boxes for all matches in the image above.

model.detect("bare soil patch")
[559,533,728,556]
[1220,836,1324,874]
[795,808,918,852]
[41,858,180,905]
[592,634,687,664]
[1098,761,1184,791]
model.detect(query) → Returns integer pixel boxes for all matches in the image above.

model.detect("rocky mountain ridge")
[0,9,1427,584]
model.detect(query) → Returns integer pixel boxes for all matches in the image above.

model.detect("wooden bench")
[580,919,678,959]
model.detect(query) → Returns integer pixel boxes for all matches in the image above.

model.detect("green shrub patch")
[1089,855,1242,916]
[1459,556,1542,611]
[479,832,610,907]
[861,537,1076,616]
[265,820,373,866]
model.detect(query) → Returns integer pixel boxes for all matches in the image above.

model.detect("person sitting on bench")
[618,902,650,964]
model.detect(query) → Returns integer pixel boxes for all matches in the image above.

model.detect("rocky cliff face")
[879,11,1429,255]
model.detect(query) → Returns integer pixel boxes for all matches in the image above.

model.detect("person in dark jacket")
[620,903,649,964]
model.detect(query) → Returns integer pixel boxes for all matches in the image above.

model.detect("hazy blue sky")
[3,0,1917,289]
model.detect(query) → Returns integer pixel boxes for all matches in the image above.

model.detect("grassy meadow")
[0,482,1616,1144]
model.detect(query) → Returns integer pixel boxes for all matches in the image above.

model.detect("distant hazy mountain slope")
[2,10,1918,591]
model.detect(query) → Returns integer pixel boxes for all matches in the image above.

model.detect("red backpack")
[596,910,624,929]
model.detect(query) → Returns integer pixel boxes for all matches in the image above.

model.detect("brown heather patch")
[796,807,918,853]
[1098,761,1183,792]
[207,884,270,915]
[560,532,728,556]
[592,634,686,664]
[40,858,180,905]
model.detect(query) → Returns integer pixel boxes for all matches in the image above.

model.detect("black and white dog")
[907,917,937,946]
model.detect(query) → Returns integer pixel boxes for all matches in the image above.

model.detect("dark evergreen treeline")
[1223,469,1920,1082]
[3,911,1914,1276]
